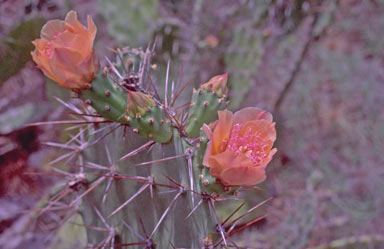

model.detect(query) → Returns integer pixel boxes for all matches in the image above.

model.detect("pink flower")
[203,107,277,186]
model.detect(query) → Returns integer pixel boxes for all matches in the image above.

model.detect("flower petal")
[257,148,277,169]
[64,10,85,33]
[53,31,90,56]
[233,107,273,124]
[32,39,48,51]
[220,166,266,186]
[207,150,253,177]
[240,120,276,142]
[202,123,213,139]
[211,110,233,154]
[31,49,61,82]
[49,47,86,87]
[52,47,83,69]
[202,142,212,167]
[41,20,66,40]
[87,15,97,45]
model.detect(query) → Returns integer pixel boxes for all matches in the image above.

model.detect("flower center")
[225,123,269,165]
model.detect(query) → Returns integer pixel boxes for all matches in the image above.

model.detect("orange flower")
[202,107,277,186]
[31,11,97,89]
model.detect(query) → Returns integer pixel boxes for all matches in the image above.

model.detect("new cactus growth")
[125,90,172,143]
[185,73,229,137]
[31,11,277,248]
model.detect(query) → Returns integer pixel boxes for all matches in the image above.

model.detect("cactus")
[185,73,229,138]
[31,12,276,248]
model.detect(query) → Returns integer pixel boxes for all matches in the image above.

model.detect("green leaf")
[0,17,45,84]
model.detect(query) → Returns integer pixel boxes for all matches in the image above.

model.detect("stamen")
[225,123,269,165]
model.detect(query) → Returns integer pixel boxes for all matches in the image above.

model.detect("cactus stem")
[150,190,184,238]
[122,221,145,242]
[185,198,204,220]
[70,176,106,206]
[221,202,246,226]
[102,177,114,203]
[108,183,150,218]
[119,141,156,161]
[134,154,186,166]
[208,199,229,247]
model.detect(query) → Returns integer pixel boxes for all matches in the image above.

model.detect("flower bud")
[200,73,228,97]
[31,11,98,89]
[126,91,155,117]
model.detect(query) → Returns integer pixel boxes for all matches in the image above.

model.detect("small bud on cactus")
[126,90,155,117]
[185,73,229,137]
[203,108,277,186]
[126,90,172,143]
[31,11,98,90]
[200,72,228,97]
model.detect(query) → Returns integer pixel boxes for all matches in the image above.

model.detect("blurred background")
[1,0,384,248]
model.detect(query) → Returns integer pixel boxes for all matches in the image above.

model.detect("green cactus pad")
[80,72,128,123]
[185,89,227,137]
[127,105,173,143]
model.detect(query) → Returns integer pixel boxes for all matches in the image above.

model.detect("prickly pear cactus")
[31,11,276,248]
